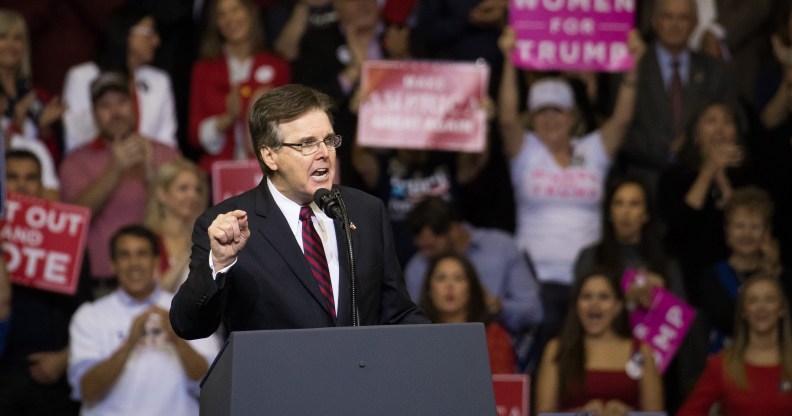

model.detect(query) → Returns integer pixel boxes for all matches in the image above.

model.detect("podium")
[200,323,496,415]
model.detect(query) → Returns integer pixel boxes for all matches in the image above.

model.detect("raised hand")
[38,95,66,131]
[13,91,36,127]
[581,398,605,415]
[603,399,632,416]
[759,235,782,278]
[147,306,177,342]
[497,26,516,57]
[27,350,68,385]
[110,133,150,173]
[627,29,647,61]
[127,309,152,347]
[225,85,241,121]
[383,25,410,59]
[707,143,744,171]
[626,269,665,309]
[208,210,251,270]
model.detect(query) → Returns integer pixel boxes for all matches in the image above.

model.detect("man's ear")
[260,146,278,172]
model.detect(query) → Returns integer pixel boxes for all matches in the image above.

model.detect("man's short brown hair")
[248,84,336,174]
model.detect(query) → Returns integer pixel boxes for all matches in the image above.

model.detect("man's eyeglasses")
[280,135,342,156]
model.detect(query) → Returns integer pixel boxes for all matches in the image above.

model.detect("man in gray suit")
[621,0,739,191]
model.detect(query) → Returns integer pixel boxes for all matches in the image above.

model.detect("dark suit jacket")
[714,0,775,102]
[621,45,738,173]
[170,181,429,339]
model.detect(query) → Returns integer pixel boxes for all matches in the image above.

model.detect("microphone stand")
[332,189,359,326]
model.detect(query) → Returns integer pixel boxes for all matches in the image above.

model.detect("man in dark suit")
[170,85,428,339]
[620,0,739,192]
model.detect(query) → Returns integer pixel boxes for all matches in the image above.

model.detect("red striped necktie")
[299,206,336,317]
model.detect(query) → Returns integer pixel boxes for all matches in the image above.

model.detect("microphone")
[313,188,343,220]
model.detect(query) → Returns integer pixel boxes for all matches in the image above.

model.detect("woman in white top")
[62,6,177,153]
[497,27,644,346]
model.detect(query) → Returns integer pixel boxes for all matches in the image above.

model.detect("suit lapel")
[685,53,708,122]
[254,182,337,321]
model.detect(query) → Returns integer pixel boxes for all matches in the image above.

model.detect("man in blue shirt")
[403,197,543,334]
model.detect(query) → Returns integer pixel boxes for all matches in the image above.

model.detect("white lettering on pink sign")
[621,268,697,374]
[358,60,489,152]
[1,194,90,295]
[510,0,636,71]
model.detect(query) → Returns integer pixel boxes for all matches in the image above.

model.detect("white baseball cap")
[528,78,574,111]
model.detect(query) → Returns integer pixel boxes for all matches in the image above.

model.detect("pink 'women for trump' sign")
[509,0,636,71]
[357,60,489,152]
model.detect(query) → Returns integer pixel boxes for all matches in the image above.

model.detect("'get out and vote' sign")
[1,193,90,295]
[509,0,636,71]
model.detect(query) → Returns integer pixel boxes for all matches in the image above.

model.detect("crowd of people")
[1,0,792,414]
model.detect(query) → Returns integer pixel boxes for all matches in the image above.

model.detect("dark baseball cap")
[90,71,131,103]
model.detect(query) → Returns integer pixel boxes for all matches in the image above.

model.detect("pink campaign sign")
[621,268,697,374]
[1,193,90,295]
[509,0,636,71]
[357,60,489,152]
[211,159,263,205]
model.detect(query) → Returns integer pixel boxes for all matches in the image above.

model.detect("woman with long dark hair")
[575,177,686,307]
[535,270,663,414]
[418,253,516,374]
[659,100,756,305]
[62,5,177,153]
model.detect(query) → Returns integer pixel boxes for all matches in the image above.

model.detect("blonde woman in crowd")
[678,275,792,415]
[144,158,208,292]
[0,9,65,169]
